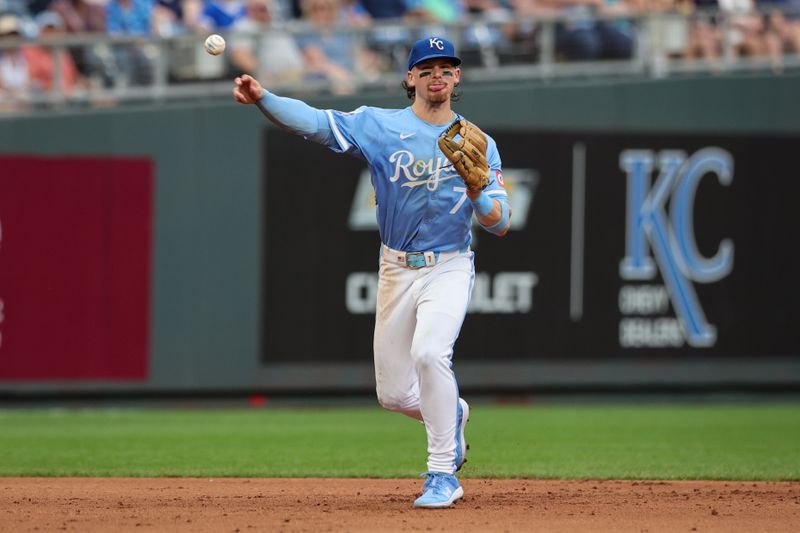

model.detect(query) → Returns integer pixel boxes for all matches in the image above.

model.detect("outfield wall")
[1,73,799,396]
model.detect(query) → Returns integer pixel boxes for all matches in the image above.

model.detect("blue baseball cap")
[407,36,461,71]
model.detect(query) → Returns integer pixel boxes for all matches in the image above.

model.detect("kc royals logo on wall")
[618,148,734,348]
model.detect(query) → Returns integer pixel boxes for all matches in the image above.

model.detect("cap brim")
[409,54,462,70]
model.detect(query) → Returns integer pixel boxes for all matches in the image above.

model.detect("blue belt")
[383,245,469,269]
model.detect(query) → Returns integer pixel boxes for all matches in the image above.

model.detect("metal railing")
[0,8,797,113]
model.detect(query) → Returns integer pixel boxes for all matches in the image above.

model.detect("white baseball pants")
[373,246,474,474]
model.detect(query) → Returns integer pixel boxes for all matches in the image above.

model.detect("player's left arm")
[469,137,511,236]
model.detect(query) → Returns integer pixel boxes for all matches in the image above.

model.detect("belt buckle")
[405,252,427,269]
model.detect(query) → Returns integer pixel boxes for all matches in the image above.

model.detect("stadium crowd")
[1,0,799,105]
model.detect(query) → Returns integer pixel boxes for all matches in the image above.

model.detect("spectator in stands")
[684,0,721,62]
[105,0,156,86]
[464,0,511,15]
[27,0,55,16]
[195,0,246,29]
[406,0,465,23]
[49,0,115,88]
[359,0,409,18]
[22,10,86,95]
[50,0,107,33]
[296,0,381,94]
[345,0,455,24]
[389,1,467,64]
[684,0,775,66]
[229,0,305,84]
[511,0,559,16]
[338,0,372,26]
[543,0,636,61]
[465,0,518,30]
[508,0,558,63]
[353,1,416,71]
[0,14,30,110]
[152,0,189,36]
[267,0,295,19]
[763,0,800,58]
[106,0,154,34]
[460,0,515,67]
[507,0,559,63]
[721,0,771,56]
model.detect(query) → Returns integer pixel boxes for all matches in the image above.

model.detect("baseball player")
[233,36,511,508]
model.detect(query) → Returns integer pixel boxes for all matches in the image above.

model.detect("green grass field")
[1,404,798,480]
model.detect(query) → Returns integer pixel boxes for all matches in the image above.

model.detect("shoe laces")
[419,471,447,492]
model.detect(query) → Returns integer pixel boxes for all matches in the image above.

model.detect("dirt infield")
[1,478,798,532]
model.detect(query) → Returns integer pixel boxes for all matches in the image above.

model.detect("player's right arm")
[471,136,511,237]
[233,74,337,147]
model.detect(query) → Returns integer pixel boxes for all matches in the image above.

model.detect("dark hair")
[401,80,461,102]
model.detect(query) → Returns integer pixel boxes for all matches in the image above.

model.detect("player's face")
[407,59,460,105]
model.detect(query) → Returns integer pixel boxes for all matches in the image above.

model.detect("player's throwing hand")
[233,75,265,104]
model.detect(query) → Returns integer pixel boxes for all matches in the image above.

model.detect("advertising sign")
[0,156,153,380]
[262,130,799,362]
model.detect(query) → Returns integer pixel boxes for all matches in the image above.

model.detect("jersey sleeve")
[483,135,508,202]
[323,106,370,160]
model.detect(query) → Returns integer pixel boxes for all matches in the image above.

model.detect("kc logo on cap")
[408,36,462,70]
[429,38,444,50]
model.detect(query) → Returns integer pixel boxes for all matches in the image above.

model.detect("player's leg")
[411,252,474,475]
[373,257,423,421]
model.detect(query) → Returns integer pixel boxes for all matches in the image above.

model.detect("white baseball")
[204,34,226,56]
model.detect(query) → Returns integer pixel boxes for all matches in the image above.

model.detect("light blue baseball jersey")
[321,106,507,252]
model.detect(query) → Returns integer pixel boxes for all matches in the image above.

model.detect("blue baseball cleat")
[455,398,470,471]
[413,472,464,509]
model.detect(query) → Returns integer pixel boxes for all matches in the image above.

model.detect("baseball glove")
[438,119,490,192]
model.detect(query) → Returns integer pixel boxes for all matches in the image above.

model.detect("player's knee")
[375,387,406,412]
[411,346,446,371]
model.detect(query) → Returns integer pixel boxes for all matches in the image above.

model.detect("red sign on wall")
[0,156,153,380]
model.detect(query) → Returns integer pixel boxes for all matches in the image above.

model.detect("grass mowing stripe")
[0,405,798,479]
